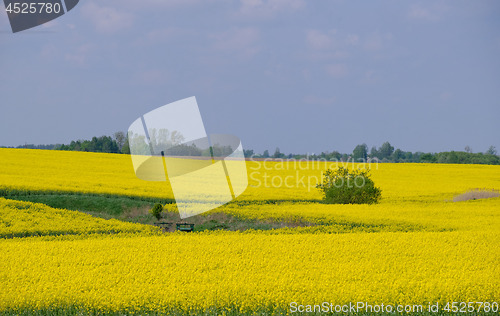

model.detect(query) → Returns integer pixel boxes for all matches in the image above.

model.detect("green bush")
[316,167,381,204]
[149,203,164,221]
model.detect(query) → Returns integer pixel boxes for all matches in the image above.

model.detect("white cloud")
[305,29,363,61]
[40,44,58,60]
[305,29,392,66]
[40,19,59,29]
[131,27,189,48]
[89,0,214,12]
[136,69,169,85]
[409,3,449,21]
[363,32,392,51]
[346,34,359,46]
[131,0,197,6]
[239,0,305,17]
[146,27,188,43]
[81,2,133,33]
[409,5,437,20]
[307,30,333,50]
[210,27,261,59]
[326,63,348,78]
[305,29,351,60]
[65,44,94,66]
[364,34,382,51]
[361,70,381,84]
[147,28,176,40]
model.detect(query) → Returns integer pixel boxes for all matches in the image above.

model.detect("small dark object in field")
[176,223,195,232]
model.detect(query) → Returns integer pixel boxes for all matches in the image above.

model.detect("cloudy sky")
[1,0,499,154]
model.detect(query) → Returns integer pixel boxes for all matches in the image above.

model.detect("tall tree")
[114,131,126,151]
[379,142,394,159]
[352,144,368,161]
[243,149,254,158]
[121,134,131,154]
[486,146,497,155]
[369,146,379,158]
[392,148,404,162]
[273,147,284,158]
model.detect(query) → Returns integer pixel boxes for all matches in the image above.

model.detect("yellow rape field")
[0,232,499,314]
[0,148,499,314]
[217,198,500,233]
[1,148,500,202]
[0,149,173,200]
[0,198,159,238]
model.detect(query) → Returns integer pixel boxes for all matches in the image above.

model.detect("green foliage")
[419,153,436,163]
[149,203,164,221]
[378,142,394,159]
[432,151,500,165]
[243,149,254,158]
[113,131,126,152]
[316,167,381,204]
[392,148,404,162]
[167,143,202,156]
[352,143,368,161]
[56,136,119,154]
[15,144,61,150]
[273,147,285,158]
[209,144,235,157]
[486,145,497,156]
[121,137,131,154]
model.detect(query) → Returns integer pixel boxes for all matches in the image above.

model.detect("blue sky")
[1,0,499,154]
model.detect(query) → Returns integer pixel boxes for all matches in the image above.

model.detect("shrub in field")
[316,167,381,204]
[149,203,164,221]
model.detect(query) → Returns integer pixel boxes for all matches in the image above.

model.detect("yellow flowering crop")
[0,148,499,314]
[0,149,173,200]
[0,232,498,313]
[0,198,159,238]
[217,198,500,233]
[1,148,499,202]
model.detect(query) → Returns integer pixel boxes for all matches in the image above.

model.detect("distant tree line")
[248,142,499,165]
[51,132,237,157]
[14,144,62,150]
[8,135,499,165]
[0,133,130,154]
[56,136,121,153]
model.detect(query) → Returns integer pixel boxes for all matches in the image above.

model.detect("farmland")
[0,148,499,315]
